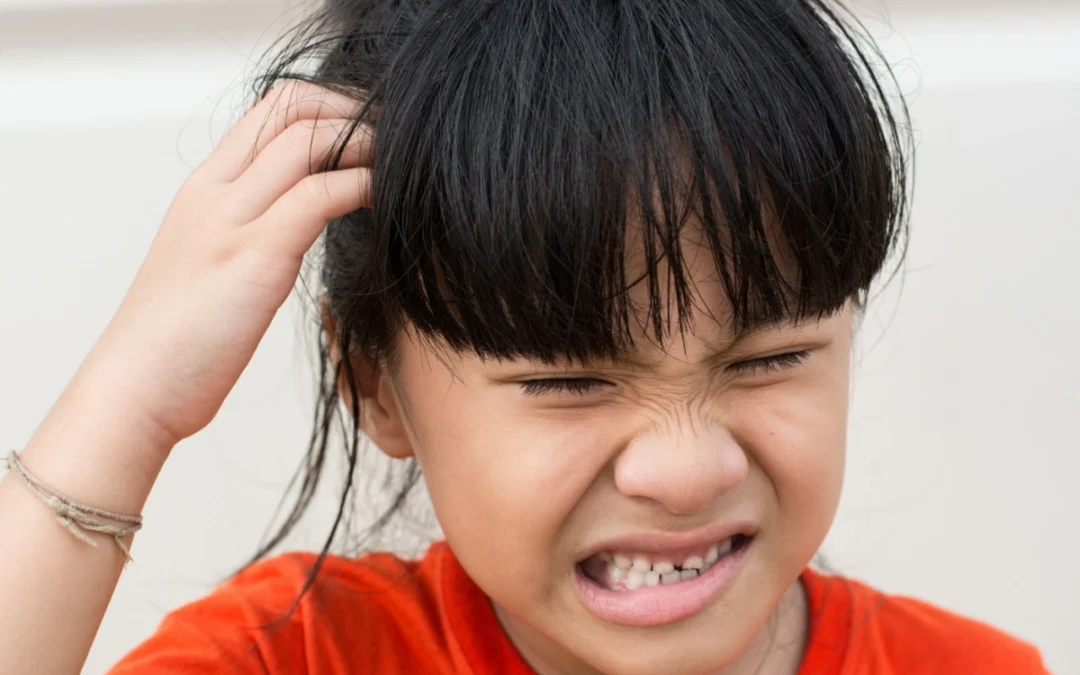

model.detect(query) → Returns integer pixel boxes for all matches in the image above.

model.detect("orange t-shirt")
[108,542,1047,674]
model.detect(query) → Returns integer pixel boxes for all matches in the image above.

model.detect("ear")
[323,306,415,460]
[354,363,415,459]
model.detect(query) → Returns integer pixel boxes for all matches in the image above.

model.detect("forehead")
[618,197,801,345]
[365,116,874,366]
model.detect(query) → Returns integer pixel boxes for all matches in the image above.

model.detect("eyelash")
[520,351,811,396]
[521,377,602,396]
[731,350,810,375]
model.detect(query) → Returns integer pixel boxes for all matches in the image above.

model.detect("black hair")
[243,0,911,605]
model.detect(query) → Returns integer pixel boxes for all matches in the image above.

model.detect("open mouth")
[573,533,754,626]
[579,533,752,591]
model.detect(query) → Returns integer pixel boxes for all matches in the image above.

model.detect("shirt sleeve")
[105,555,314,675]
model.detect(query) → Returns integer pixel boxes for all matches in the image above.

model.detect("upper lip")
[577,518,758,562]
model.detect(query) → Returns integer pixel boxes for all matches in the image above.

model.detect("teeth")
[682,555,704,570]
[598,536,745,591]
[715,538,734,558]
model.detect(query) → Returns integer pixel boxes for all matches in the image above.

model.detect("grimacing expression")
[356,233,852,675]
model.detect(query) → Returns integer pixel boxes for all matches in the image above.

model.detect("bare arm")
[0,349,173,673]
[0,82,371,674]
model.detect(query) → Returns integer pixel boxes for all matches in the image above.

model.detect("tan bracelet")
[2,450,143,562]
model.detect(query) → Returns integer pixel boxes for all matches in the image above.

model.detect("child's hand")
[89,82,371,447]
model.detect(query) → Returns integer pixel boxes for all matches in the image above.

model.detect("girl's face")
[363,236,852,674]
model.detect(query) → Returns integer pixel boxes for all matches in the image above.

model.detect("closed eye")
[520,352,809,395]
[520,377,609,396]
[729,351,810,376]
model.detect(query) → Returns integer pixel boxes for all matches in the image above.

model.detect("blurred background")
[1,0,1077,672]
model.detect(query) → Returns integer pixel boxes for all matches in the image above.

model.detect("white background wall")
[1,0,1076,673]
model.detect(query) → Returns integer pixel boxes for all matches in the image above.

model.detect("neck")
[721,579,810,675]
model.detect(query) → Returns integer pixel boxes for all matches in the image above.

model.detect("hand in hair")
[0,81,371,675]
[97,81,372,446]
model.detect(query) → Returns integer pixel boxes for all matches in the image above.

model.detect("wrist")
[22,360,177,515]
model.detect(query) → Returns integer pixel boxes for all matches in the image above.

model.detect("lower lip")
[573,538,752,627]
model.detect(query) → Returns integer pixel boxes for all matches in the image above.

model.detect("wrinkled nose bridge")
[613,406,748,515]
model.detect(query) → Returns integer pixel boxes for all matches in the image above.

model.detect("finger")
[203,81,364,182]
[228,118,373,221]
[253,167,372,259]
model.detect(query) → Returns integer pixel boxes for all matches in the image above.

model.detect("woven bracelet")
[2,450,143,562]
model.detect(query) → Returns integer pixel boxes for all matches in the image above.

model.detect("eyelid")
[519,376,609,396]
[728,350,810,375]
[518,351,811,395]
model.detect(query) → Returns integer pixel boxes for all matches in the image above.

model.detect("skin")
[0,83,372,673]
[0,78,848,674]
[353,234,853,675]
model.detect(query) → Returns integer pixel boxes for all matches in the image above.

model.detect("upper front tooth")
[682,555,704,570]
[631,555,651,572]
[704,545,720,565]
[613,554,632,570]
[652,560,675,574]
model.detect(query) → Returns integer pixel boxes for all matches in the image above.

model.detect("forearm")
[0,348,174,674]
[0,82,367,675]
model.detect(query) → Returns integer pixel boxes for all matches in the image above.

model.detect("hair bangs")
[290,0,908,364]
[243,0,912,586]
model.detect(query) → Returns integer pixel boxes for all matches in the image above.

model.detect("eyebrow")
[732,315,804,340]
[593,316,801,369]
[513,309,821,370]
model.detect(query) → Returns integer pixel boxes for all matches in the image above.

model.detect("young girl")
[0,1,1050,673]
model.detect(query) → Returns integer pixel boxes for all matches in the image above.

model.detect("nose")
[613,414,749,515]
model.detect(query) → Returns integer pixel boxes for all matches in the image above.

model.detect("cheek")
[753,389,847,510]
[734,368,849,558]
[405,383,612,595]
